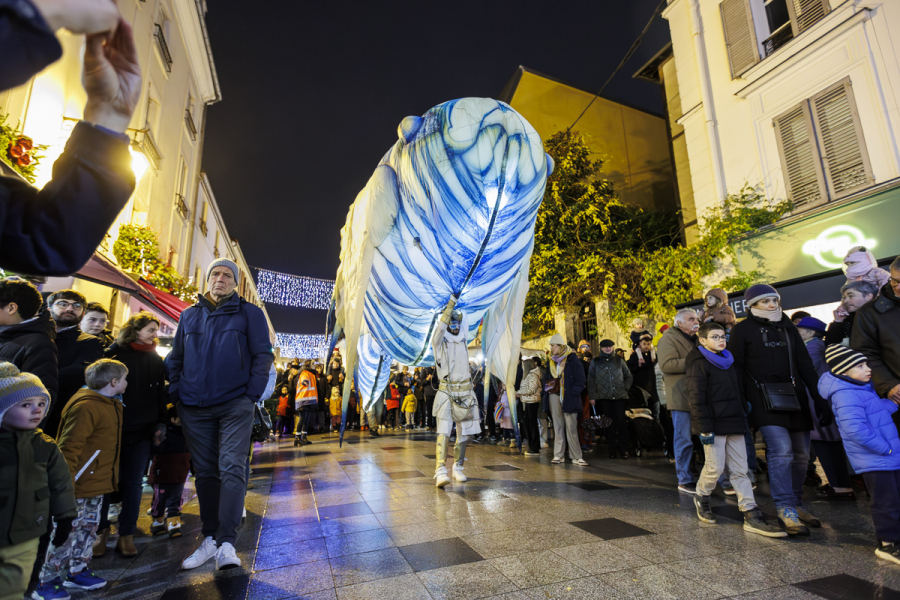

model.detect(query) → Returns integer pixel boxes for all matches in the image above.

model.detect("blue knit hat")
[744,284,780,307]
[796,317,827,336]
[0,362,50,423]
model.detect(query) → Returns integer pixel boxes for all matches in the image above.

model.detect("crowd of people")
[0,257,275,600]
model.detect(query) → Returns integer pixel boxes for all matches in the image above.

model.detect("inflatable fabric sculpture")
[325,98,553,446]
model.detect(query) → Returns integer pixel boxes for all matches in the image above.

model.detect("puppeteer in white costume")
[432,296,480,488]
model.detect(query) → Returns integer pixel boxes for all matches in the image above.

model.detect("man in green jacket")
[0,363,76,600]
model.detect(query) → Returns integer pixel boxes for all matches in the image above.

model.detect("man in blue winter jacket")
[167,259,274,571]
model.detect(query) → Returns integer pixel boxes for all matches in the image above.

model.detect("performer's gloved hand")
[699,433,715,446]
[441,295,459,322]
[52,517,75,547]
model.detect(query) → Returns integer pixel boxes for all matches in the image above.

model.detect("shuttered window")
[810,80,872,197]
[789,0,830,33]
[721,0,759,78]
[774,106,825,210]
[774,78,872,213]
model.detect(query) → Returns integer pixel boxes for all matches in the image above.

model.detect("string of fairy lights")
[254,268,334,310]
[253,267,333,359]
[275,333,328,359]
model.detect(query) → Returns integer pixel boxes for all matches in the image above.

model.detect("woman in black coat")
[97,311,168,557]
[728,284,833,535]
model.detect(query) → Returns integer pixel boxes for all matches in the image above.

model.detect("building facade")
[642,0,900,321]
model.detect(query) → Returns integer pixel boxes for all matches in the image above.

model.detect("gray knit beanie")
[0,362,50,424]
[206,258,240,285]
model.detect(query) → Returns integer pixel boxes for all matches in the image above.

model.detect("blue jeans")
[759,426,810,509]
[671,410,695,485]
[179,397,255,546]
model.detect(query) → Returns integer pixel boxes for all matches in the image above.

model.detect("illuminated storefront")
[681,181,900,322]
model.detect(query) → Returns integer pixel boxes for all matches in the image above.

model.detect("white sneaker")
[181,536,217,570]
[434,467,450,488]
[215,542,241,570]
[242,507,247,518]
[452,464,467,482]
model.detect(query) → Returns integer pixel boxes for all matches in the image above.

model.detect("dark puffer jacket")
[0,310,58,404]
[587,352,632,400]
[0,428,77,548]
[685,348,747,435]
[729,313,823,431]
[851,284,900,397]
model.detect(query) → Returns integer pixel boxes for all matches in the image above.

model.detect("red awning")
[138,281,192,322]
[76,253,150,298]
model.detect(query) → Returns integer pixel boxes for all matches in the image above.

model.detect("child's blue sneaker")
[64,569,107,590]
[31,578,71,600]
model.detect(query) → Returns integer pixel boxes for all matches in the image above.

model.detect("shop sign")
[801,225,877,269]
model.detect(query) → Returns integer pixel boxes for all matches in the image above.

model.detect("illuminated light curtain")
[275,333,327,359]
[255,268,334,309]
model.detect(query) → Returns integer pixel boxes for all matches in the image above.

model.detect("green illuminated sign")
[801,225,877,269]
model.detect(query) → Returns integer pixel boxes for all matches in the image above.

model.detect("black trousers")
[862,470,900,543]
[811,439,853,489]
[600,399,629,454]
[659,405,675,458]
[523,402,541,453]
[424,397,436,429]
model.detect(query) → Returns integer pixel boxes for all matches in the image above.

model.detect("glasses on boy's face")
[706,335,727,342]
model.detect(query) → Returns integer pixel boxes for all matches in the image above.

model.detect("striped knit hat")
[825,345,868,376]
[0,362,50,423]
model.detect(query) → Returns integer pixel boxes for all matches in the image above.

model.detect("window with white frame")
[721,0,830,79]
[174,157,189,220]
[773,78,872,213]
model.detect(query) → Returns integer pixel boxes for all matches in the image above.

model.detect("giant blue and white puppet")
[325,98,552,485]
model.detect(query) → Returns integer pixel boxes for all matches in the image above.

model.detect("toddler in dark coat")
[686,323,785,538]
[149,403,191,538]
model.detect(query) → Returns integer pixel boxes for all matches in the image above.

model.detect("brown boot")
[115,534,138,557]
[92,527,110,558]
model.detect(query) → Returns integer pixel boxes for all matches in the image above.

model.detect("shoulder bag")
[748,327,801,413]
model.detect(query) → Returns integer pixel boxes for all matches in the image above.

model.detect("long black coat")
[851,284,900,397]
[42,326,104,437]
[729,313,822,431]
[0,310,58,404]
[685,348,747,435]
[825,312,855,347]
[106,343,168,443]
[627,352,658,401]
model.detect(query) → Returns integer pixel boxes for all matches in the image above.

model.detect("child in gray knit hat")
[0,363,77,600]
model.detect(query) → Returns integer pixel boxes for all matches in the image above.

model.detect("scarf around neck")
[549,345,571,378]
[130,341,157,352]
[750,307,783,323]
[699,347,734,370]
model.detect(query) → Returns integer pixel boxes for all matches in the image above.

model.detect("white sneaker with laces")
[215,542,241,570]
[452,464,467,482]
[181,536,217,570]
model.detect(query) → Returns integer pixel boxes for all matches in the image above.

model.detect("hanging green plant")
[0,112,47,184]
[113,223,198,302]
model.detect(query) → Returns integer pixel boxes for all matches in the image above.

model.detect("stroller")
[626,386,665,457]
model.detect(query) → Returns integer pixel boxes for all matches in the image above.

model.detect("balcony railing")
[136,129,161,169]
[175,194,189,220]
[199,219,208,237]
[154,23,173,72]
[763,22,794,57]
[185,109,197,141]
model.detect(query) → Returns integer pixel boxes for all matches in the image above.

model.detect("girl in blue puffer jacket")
[819,345,900,565]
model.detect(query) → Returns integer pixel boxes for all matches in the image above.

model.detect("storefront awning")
[75,253,153,299]
[137,281,192,322]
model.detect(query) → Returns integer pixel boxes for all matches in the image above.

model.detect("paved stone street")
[78,431,900,600]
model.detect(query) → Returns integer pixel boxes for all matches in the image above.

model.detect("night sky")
[201,1,671,334]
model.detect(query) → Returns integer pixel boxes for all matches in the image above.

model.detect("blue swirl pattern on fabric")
[330,98,551,415]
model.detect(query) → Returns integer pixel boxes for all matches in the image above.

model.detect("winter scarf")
[699,347,734,370]
[129,341,157,352]
[750,307,783,322]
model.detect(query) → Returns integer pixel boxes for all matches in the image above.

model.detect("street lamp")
[129,143,149,182]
